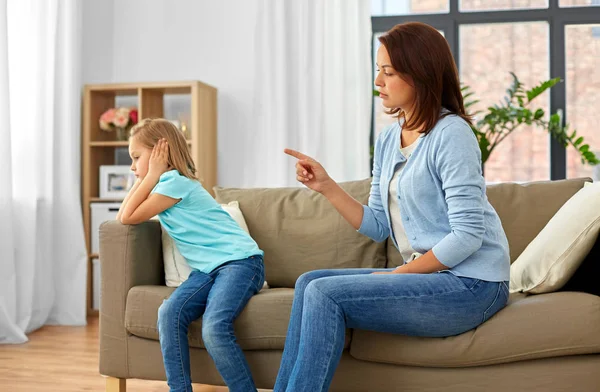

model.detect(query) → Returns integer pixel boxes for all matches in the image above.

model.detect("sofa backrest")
[216,177,590,284]
[214,179,387,288]
[486,178,589,263]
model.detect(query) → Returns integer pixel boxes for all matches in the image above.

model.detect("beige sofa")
[99,177,600,392]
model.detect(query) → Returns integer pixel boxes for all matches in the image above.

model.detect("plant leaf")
[508,72,522,99]
[460,73,597,168]
[526,77,562,102]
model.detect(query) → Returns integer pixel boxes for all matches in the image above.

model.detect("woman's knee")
[295,269,331,292]
[303,278,343,307]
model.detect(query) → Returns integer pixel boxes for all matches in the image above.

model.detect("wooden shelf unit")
[82,81,217,316]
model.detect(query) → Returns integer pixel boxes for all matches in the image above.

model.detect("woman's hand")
[372,251,448,274]
[284,149,333,194]
[284,148,365,230]
[148,138,170,179]
[372,267,407,275]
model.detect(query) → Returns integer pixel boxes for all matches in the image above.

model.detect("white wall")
[82,0,260,187]
[82,0,114,84]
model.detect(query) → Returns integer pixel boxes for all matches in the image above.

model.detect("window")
[560,0,600,7]
[460,22,550,182]
[371,0,600,181]
[565,24,600,178]
[371,0,449,16]
[460,0,548,12]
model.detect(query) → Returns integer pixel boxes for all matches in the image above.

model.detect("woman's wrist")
[320,178,338,197]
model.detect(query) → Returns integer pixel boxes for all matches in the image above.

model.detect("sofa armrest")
[98,220,163,378]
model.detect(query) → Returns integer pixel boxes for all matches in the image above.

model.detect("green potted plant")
[463,73,598,168]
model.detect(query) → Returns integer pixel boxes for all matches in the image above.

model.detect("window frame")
[371,0,600,179]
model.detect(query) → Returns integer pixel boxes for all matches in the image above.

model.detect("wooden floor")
[0,317,270,392]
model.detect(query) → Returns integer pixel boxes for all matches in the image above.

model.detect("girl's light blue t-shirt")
[152,170,263,273]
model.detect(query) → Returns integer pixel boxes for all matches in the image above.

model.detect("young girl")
[116,118,265,392]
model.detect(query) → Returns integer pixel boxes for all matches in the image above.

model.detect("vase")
[116,127,129,141]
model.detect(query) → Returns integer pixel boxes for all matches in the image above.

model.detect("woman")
[274,22,510,392]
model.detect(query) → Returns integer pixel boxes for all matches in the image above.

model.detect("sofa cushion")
[125,286,351,350]
[486,178,590,263]
[214,179,387,288]
[510,181,600,294]
[349,291,600,367]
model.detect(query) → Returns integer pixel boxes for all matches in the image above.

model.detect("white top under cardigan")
[388,136,421,263]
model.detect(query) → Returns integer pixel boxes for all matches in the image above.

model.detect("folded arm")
[119,173,178,225]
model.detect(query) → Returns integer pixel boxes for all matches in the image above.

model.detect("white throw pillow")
[509,181,600,294]
[162,228,194,287]
[162,201,259,287]
[221,201,250,233]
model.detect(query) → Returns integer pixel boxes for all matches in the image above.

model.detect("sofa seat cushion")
[350,292,600,367]
[125,286,352,350]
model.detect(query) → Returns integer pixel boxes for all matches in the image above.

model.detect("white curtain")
[249,0,372,187]
[0,0,86,344]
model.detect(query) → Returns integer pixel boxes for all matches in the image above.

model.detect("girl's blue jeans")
[157,255,265,392]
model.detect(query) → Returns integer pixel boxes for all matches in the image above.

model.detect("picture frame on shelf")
[99,165,135,199]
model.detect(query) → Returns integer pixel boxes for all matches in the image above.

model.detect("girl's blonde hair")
[130,118,198,181]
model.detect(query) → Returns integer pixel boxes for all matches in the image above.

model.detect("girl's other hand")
[148,138,170,179]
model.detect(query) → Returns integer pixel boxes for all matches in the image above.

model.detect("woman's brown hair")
[378,22,472,133]
[129,118,199,181]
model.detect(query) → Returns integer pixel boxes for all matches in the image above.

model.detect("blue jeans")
[157,255,265,392]
[274,268,509,392]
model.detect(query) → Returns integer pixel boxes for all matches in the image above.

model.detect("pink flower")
[99,107,139,131]
[100,108,116,123]
[99,108,116,131]
[113,115,129,128]
[113,108,130,128]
